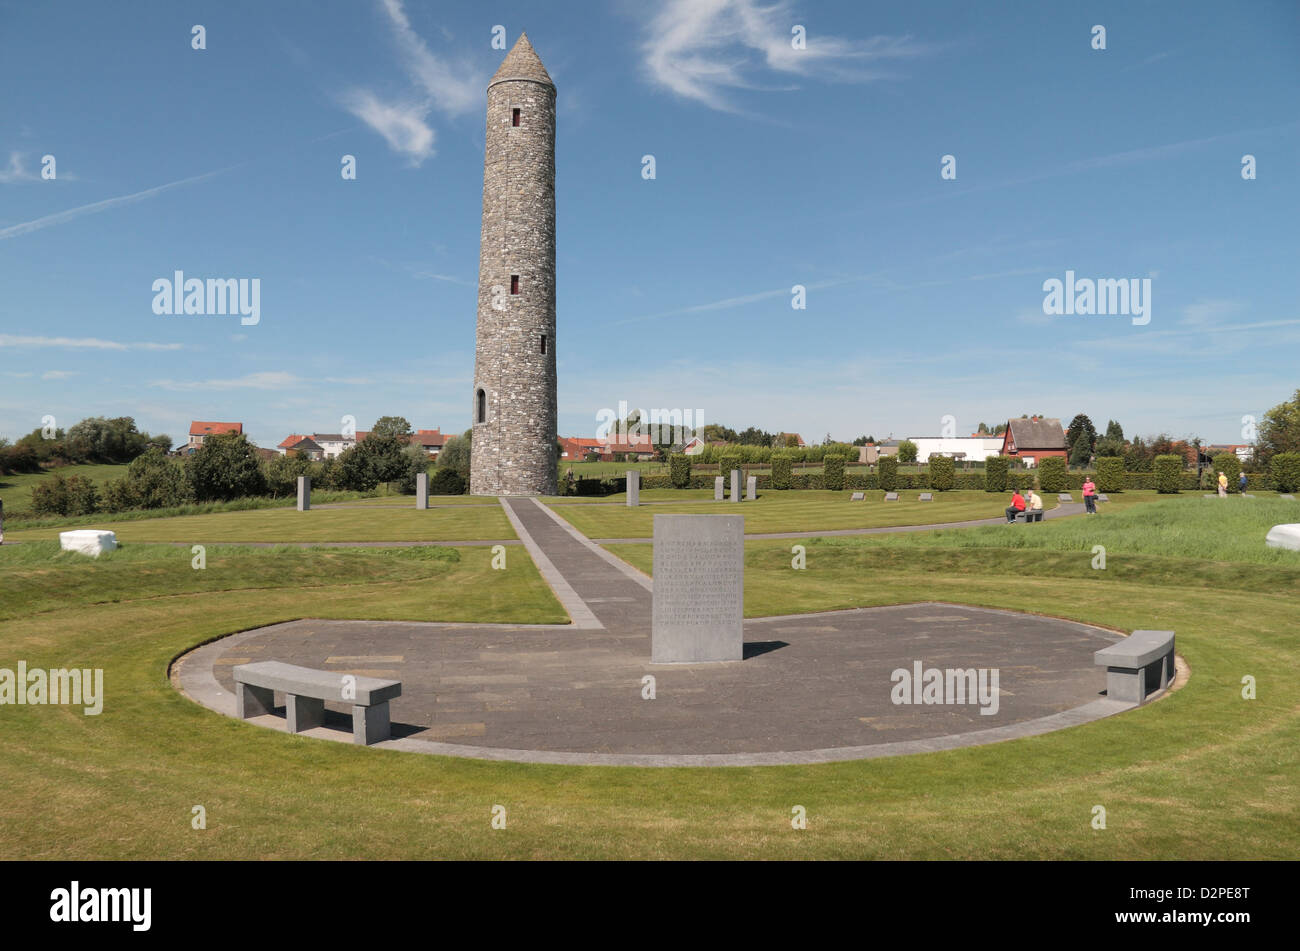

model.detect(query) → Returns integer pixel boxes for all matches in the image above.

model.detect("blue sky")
[1,0,1297,449]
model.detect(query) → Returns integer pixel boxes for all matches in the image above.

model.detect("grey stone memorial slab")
[1058,493,1073,502]
[850,492,864,501]
[297,476,311,511]
[714,477,724,501]
[1280,494,1296,501]
[884,492,899,501]
[416,471,428,509]
[626,469,640,507]
[746,475,756,501]
[730,468,741,503]
[919,492,933,501]
[651,515,743,664]
[1098,493,1110,503]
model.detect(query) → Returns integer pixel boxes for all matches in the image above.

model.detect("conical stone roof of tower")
[490,32,553,88]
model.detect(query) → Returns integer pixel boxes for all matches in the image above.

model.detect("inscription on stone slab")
[297,476,311,512]
[714,477,724,501]
[746,475,756,501]
[627,469,640,507]
[850,492,864,501]
[416,471,428,509]
[652,515,744,663]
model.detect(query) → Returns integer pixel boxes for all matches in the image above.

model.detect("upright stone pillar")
[730,469,741,502]
[651,515,744,663]
[416,471,429,509]
[746,475,756,501]
[714,477,724,501]
[626,469,640,507]
[296,476,310,511]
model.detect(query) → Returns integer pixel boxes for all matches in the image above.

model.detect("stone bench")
[233,661,401,745]
[1093,630,1175,705]
[1013,509,1044,523]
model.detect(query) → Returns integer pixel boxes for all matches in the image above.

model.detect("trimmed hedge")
[985,455,1009,492]
[928,456,955,491]
[1211,452,1241,490]
[669,453,691,489]
[878,456,899,491]
[1037,456,1068,493]
[1272,452,1300,493]
[1153,454,1184,494]
[771,454,793,489]
[1095,456,1125,493]
[718,452,741,476]
[822,455,846,491]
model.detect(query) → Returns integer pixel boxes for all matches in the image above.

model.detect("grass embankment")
[0,490,1296,857]
[3,503,515,544]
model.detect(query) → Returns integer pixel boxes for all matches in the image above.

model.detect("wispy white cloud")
[640,0,933,112]
[40,370,77,380]
[0,165,237,241]
[150,371,303,392]
[342,90,436,164]
[341,0,487,164]
[0,151,36,184]
[0,334,183,351]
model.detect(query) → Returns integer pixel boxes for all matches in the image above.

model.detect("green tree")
[1065,414,1097,458]
[897,440,918,463]
[371,416,413,439]
[186,433,266,501]
[851,435,876,446]
[437,430,472,480]
[336,444,378,492]
[1105,419,1125,441]
[701,424,737,444]
[1255,389,1300,466]
[124,448,190,508]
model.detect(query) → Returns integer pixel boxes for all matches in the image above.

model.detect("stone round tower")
[470,32,558,497]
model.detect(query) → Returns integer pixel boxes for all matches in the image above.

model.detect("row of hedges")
[595,452,1300,495]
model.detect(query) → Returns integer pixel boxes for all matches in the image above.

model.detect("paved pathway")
[174,496,1148,765]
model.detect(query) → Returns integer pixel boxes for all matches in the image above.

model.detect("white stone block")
[59,530,118,557]
[1265,523,1300,551]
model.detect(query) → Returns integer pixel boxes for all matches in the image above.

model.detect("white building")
[908,436,1005,464]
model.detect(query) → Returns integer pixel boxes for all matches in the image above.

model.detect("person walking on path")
[1005,489,1026,522]
[1239,471,1248,495]
[1082,477,1098,515]
[1217,471,1228,497]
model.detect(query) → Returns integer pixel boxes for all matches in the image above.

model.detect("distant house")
[1207,444,1255,464]
[409,429,446,458]
[908,436,1005,464]
[858,440,900,465]
[253,447,279,462]
[1000,417,1068,466]
[277,434,307,455]
[682,437,706,456]
[600,433,659,461]
[186,421,243,454]
[773,432,806,448]
[285,436,325,461]
[560,436,602,461]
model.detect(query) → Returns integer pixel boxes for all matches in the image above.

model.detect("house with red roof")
[186,421,243,454]
[1000,416,1068,466]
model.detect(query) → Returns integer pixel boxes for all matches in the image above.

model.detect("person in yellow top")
[1217,471,1228,497]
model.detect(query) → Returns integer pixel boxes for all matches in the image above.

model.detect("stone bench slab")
[233,661,402,745]
[1094,630,1175,705]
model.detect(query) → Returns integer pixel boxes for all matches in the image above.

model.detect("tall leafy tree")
[1104,419,1125,441]
[1065,414,1097,456]
[185,433,266,501]
[371,416,413,439]
[1256,388,1300,465]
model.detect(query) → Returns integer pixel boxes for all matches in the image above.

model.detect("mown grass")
[2,503,515,544]
[0,463,127,515]
[550,489,1167,538]
[0,490,1295,859]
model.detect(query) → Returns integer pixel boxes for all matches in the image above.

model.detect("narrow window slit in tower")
[510,274,520,295]
[476,389,486,424]
[512,108,520,127]
[540,334,546,354]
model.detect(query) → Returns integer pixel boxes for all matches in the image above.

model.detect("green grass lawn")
[0,462,127,513]
[547,489,1168,537]
[3,503,515,543]
[0,489,1295,859]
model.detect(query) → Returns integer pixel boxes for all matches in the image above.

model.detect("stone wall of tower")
[470,72,558,496]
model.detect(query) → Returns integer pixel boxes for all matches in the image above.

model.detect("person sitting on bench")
[1005,489,1026,522]
[1027,489,1043,513]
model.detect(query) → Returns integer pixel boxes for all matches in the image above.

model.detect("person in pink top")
[1082,476,1098,515]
